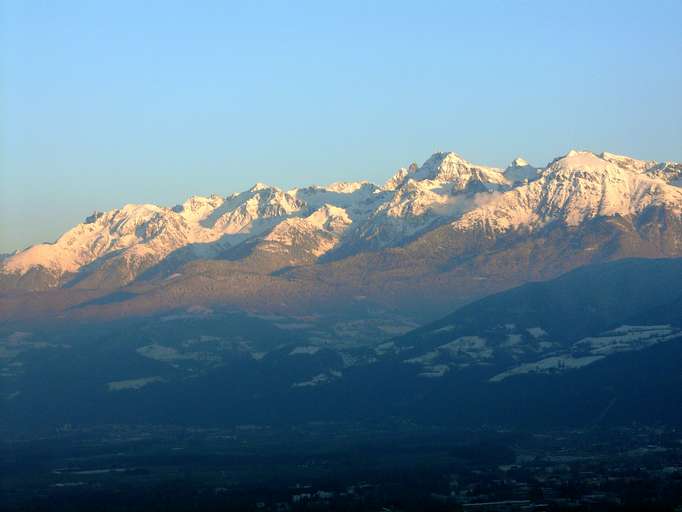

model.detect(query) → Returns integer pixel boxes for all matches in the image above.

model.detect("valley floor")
[2,421,682,511]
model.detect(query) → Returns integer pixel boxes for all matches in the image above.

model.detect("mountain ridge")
[2,149,681,322]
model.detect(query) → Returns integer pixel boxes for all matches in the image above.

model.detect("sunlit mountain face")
[2,150,681,320]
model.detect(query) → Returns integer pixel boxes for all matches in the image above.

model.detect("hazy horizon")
[1,146,667,253]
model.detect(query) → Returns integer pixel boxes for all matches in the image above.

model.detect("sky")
[1,1,681,252]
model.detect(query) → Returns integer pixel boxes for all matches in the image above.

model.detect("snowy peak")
[415,152,468,179]
[383,168,410,191]
[3,203,200,276]
[305,204,352,233]
[412,152,509,192]
[249,182,273,192]
[289,181,380,211]
[504,157,538,184]
[173,194,225,223]
[550,150,611,173]
[261,205,352,259]
[207,186,305,233]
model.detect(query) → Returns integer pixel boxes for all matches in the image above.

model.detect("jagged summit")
[412,152,506,186]
[504,157,538,184]
[555,150,611,171]
[383,168,410,191]
[510,157,529,167]
[84,211,105,224]
[173,194,225,222]
[249,182,275,192]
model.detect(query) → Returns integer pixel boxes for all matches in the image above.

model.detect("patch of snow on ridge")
[490,355,604,382]
[432,325,457,334]
[527,327,548,339]
[289,346,321,356]
[419,364,450,378]
[439,336,492,360]
[404,350,439,365]
[274,323,314,330]
[404,336,492,378]
[574,325,682,355]
[291,370,342,387]
[108,377,163,391]
[136,344,201,362]
[375,341,397,355]
[490,324,682,383]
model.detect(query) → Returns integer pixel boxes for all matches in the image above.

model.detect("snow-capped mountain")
[455,150,682,233]
[2,149,681,295]
[3,204,206,278]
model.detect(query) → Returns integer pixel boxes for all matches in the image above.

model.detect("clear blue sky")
[1,1,681,252]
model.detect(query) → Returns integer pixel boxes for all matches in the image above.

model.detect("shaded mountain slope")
[3,258,682,432]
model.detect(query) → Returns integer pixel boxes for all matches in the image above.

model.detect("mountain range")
[1,149,681,323]
[2,145,682,432]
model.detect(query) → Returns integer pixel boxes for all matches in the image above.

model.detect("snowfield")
[107,377,164,391]
[574,325,682,355]
[489,355,605,382]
